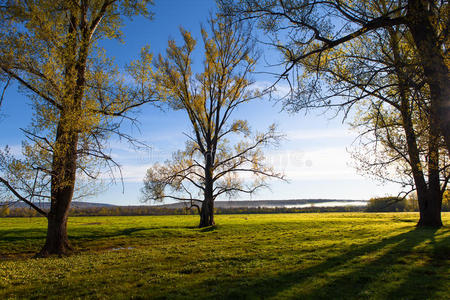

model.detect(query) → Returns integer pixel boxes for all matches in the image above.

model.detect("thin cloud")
[251,81,291,99]
[286,128,356,141]
[267,147,361,181]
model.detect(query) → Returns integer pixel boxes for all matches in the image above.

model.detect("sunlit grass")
[1,213,449,299]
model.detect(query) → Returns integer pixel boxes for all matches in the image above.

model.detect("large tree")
[219,0,449,227]
[335,26,449,226]
[141,17,284,227]
[291,4,449,227]
[219,0,449,158]
[0,0,155,256]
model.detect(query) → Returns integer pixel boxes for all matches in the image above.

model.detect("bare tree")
[141,17,284,227]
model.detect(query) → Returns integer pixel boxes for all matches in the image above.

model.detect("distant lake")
[261,201,368,208]
[155,199,369,209]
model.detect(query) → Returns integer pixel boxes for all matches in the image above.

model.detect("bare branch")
[0,176,48,217]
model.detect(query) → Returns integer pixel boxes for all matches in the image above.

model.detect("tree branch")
[0,176,48,217]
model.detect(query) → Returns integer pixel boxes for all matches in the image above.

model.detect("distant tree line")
[0,204,370,217]
[3,193,449,217]
[366,192,450,212]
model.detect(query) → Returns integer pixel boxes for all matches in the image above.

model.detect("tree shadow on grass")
[183,227,446,299]
[0,226,152,243]
[0,228,47,242]
[0,227,151,257]
[68,227,151,240]
[199,225,217,232]
[2,222,204,257]
[382,228,450,300]
[299,227,447,300]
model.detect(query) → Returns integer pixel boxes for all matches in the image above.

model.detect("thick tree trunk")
[37,121,78,257]
[199,150,215,228]
[417,190,443,227]
[199,198,215,228]
[400,110,442,228]
[407,0,450,156]
[412,152,443,228]
[417,98,443,227]
[38,169,77,256]
[389,25,444,228]
[417,102,442,227]
[38,204,72,257]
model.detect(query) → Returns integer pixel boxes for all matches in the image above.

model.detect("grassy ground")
[0,213,449,299]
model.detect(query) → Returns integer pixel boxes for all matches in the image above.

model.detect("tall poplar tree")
[142,17,284,227]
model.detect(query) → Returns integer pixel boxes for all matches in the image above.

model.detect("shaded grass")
[0,213,449,299]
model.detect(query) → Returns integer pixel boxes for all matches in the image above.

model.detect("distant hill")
[1,199,369,217]
[1,199,367,210]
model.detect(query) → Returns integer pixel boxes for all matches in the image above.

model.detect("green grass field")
[1,213,449,299]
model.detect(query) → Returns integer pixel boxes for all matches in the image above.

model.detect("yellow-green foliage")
[0,1,154,199]
[142,17,283,205]
[0,213,449,299]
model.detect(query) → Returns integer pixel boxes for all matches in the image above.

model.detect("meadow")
[0,213,449,299]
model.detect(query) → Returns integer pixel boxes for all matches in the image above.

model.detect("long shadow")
[1,227,150,250]
[0,228,47,242]
[181,227,444,299]
[1,227,156,258]
[301,227,443,299]
[68,227,150,240]
[383,230,450,299]
[2,222,198,256]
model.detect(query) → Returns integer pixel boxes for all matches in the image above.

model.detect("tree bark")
[407,0,450,156]
[37,118,79,257]
[417,96,443,227]
[417,191,443,227]
[389,25,444,228]
[199,150,215,228]
[37,20,89,256]
[199,197,215,228]
[38,206,72,257]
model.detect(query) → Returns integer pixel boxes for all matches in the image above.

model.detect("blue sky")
[0,0,402,206]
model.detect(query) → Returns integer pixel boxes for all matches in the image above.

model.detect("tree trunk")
[37,28,88,256]
[389,25,444,228]
[199,198,215,228]
[37,121,78,257]
[407,0,450,156]
[199,150,215,228]
[417,191,443,227]
[38,204,72,257]
[417,96,443,227]
[413,124,443,227]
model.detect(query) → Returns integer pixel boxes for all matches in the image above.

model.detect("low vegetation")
[1,213,449,299]
[367,194,450,212]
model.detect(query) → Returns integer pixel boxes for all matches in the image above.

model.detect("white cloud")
[266,147,361,181]
[285,128,356,141]
[114,146,363,184]
[2,144,23,156]
[118,164,153,183]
